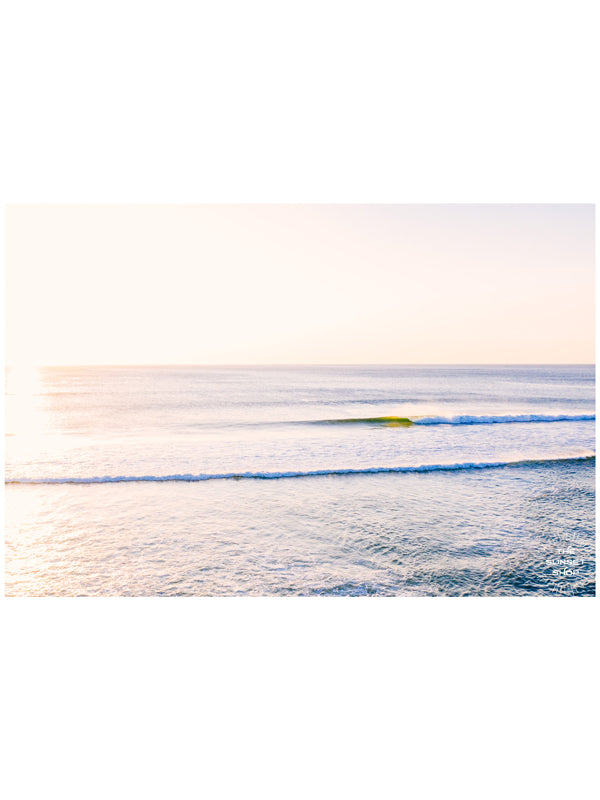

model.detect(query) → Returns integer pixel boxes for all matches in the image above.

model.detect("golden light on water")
[5,365,48,460]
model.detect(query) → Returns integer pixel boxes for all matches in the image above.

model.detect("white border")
[2,1,598,798]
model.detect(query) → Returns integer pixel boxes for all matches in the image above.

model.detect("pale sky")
[5,204,595,365]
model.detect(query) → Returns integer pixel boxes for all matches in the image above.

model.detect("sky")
[5,204,595,365]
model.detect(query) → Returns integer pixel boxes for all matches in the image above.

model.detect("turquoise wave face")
[317,416,415,427]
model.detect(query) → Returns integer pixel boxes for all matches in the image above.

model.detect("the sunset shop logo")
[546,552,582,578]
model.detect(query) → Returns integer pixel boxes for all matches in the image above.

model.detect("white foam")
[412,413,595,425]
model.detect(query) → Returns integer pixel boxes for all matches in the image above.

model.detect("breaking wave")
[318,413,595,427]
[6,454,594,484]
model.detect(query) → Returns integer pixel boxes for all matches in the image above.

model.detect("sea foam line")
[6,454,595,484]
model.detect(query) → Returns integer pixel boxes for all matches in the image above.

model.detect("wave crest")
[414,413,595,426]
[6,454,595,485]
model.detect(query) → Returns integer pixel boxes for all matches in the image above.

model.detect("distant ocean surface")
[5,365,595,596]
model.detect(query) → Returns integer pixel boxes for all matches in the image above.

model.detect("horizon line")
[5,362,596,369]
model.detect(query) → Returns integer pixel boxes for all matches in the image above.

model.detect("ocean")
[4,365,595,596]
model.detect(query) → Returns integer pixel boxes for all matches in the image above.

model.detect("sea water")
[4,365,595,596]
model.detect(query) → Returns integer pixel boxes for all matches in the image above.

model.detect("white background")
[1,1,598,798]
